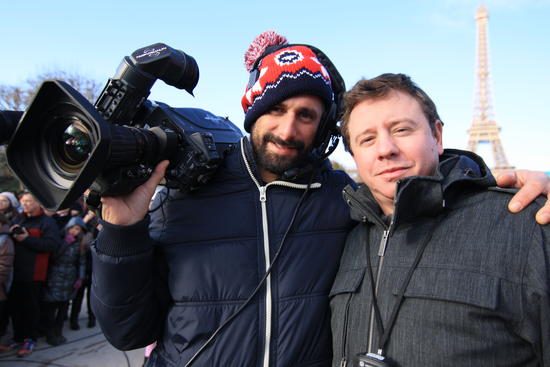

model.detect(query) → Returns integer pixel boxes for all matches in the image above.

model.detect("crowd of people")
[0,190,99,357]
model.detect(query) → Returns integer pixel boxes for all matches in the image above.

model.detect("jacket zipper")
[343,187,393,355]
[240,139,320,367]
[367,229,390,354]
[344,189,393,356]
[258,185,272,367]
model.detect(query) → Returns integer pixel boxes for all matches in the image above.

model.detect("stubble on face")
[248,95,324,181]
[251,130,309,176]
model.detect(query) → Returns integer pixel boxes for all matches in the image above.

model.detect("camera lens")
[43,112,96,177]
[62,121,92,165]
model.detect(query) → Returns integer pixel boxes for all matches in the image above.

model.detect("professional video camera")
[0,43,243,211]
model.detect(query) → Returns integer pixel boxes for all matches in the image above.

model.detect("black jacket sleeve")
[91,217,171,350]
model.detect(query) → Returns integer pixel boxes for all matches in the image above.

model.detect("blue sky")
[2,0,549,171]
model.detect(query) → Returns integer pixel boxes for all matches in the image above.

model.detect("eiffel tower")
[468,5,513,172]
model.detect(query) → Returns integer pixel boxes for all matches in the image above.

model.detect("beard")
[251,131,310,176]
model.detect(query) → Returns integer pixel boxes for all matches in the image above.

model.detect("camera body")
[355,353,393,367]
[3,43,242,211]
[10,225,24,235]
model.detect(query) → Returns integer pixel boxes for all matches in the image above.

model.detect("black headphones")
[247,43,346,160]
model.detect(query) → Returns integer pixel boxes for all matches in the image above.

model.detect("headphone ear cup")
[314,101,337,148]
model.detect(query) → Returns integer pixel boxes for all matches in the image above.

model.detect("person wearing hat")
[0,213,14,340]
[91,32,550,367]
[93,31,354,367]
[0,192,20,222]
[43,216,90,346]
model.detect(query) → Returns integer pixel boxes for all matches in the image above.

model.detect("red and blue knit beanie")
[241,31,334,133]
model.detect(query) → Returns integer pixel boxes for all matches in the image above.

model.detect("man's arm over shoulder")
[496,170,550,225]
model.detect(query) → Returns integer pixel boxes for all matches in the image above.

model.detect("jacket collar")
[343,149,496,229]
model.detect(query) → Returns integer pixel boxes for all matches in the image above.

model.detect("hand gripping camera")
[1,43,242,210]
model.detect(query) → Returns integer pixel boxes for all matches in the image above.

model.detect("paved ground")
[0,298,147,367]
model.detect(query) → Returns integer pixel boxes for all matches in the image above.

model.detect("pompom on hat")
[241,31,334,133]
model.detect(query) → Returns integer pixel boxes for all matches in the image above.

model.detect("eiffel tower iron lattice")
[468,5,513,171]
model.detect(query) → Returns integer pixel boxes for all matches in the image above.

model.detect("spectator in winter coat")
[69,210,98,330]
[0,192,20,222]
[0,213,14,339]
[7,192,60,356]
[43,216,90,346]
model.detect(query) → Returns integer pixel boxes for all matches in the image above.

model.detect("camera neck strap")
[365,215,443,356]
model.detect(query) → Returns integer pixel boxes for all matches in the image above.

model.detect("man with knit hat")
[92,31,354,367]
[91,31,550,367]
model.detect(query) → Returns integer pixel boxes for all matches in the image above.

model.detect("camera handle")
[95,43,199,126]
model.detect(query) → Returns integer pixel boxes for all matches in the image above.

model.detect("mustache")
[263,133,305,151]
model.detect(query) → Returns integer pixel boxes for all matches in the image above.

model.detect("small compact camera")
[355,353,393,367]
[11,226,24,235]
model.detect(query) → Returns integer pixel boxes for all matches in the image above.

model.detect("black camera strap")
[365,215,443,356]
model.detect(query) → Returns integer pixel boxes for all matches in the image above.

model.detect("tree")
[330,159,361,183]
[330,160,347,171]
[0,70,102,192]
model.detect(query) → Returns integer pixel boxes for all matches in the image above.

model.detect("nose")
[276,113,298,141]
[376,133,399,159]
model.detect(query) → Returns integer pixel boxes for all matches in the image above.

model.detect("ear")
[434,120,444,155]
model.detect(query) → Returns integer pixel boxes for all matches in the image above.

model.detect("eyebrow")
[353,118,417,140]
[298,106,321,116]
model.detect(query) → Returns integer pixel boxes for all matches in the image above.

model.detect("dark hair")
[19,191,34,199]
[340,73,442,153]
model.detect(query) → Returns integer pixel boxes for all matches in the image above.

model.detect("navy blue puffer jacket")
[92,137,354,367]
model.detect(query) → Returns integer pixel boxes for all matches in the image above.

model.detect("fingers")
[536,204,550,225]
[496,169,550,225]
[143,160,170,193]
[506,181,541,213]
[99,161,170,226]
[496,171,525,213]
[494,171,517,189]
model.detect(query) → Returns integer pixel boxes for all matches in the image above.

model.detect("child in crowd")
[42,217,90,346]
